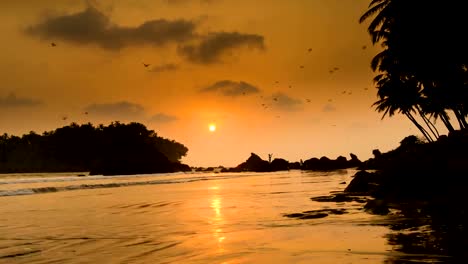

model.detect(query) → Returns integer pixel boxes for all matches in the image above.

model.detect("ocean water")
[0,170,444,263]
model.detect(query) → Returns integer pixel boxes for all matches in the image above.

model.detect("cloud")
[84,101,146,120]
[84,101,177,125]
[270,92,303,112]
[178,31,265,64]
[26,6,197,50]
[149,113,178,123]
[200,80,260,97]
[322,103,337,112]
[0,93,42,108]
[150,63,180,73]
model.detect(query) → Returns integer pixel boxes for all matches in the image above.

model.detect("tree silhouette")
[0,122,189,175]
[361,0,468,135]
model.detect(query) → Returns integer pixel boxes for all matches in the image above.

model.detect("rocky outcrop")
[234,153,271,172]
[302,153,362,171]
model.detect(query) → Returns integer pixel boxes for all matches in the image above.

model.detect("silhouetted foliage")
[361,0,468,137]
[0,122,189,175]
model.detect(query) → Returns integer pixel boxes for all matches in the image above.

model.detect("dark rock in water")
[270,158,289,171]
[311,193,367,203]
[340,181,346,184]
[299,212,329,219]
[303,208,348,215]
[364,199,390,215]
[234,153,271,172]
[283,213,305,218]
[284,208,348,220]
[344,170,380,194]
[77,174,86,177]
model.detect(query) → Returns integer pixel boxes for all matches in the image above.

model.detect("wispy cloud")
[0,93,42,108]
[322,103,336,112]
[179,32,265,64]
[270,92,303,112]
[149,63,180,73]
[26,6,197,50]
[26,6,266,64]
[200,80,260,97]
[84,101,145,120]
[149,113,178,123]
[84,101,178,124]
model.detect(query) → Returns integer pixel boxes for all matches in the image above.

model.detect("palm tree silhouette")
[360,0,468,135]
[372,73,433,142]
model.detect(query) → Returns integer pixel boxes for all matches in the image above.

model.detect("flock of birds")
[255,46,371,119]
[50,42,371,124]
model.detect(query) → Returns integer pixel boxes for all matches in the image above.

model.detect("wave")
[0,171,288,197]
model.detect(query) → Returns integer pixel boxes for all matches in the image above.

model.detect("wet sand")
[0,170,395,263]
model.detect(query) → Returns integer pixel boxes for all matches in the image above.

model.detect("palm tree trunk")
[440,111,455,133]
[458,109,468,129]
[417,107,439,139]
[405,112,433,142]
[452,109,466,130]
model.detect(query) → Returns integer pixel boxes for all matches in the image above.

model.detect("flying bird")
[143,63,150,68]
[308,48,312,52]
[273,98,278,101]
[51,42,56,47]
[62,116,68,121]
[362,45,367,50]
[306,99,311,103]
[300,65,305,69]
[84,111,88,115]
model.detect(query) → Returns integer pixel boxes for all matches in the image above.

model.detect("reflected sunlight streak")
[210,185,226,252]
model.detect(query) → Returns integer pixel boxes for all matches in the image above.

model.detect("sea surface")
[0,170,447,263]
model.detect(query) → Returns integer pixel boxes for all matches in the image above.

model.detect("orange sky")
[0,0,448,167]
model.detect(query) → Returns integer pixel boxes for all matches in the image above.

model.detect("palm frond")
[359,1,388,24]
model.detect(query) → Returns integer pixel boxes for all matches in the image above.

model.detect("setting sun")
[209,124,217,132]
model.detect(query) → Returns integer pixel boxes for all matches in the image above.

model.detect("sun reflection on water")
[210,185,226,252]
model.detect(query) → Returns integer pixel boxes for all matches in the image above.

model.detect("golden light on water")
[210,185,226,252]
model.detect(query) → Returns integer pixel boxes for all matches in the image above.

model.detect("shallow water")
[0,170,445,263]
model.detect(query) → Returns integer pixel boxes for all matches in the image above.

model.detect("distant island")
[0,122,191,175]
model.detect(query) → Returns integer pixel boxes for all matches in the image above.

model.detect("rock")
[283,213,305,218]
[311,194,366,203]
[364,199,390,215]
[270,158,289,171]
[299,213,328,219]
[284,208,347,220]
[234,153,271,172]
[344,170,379,194]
